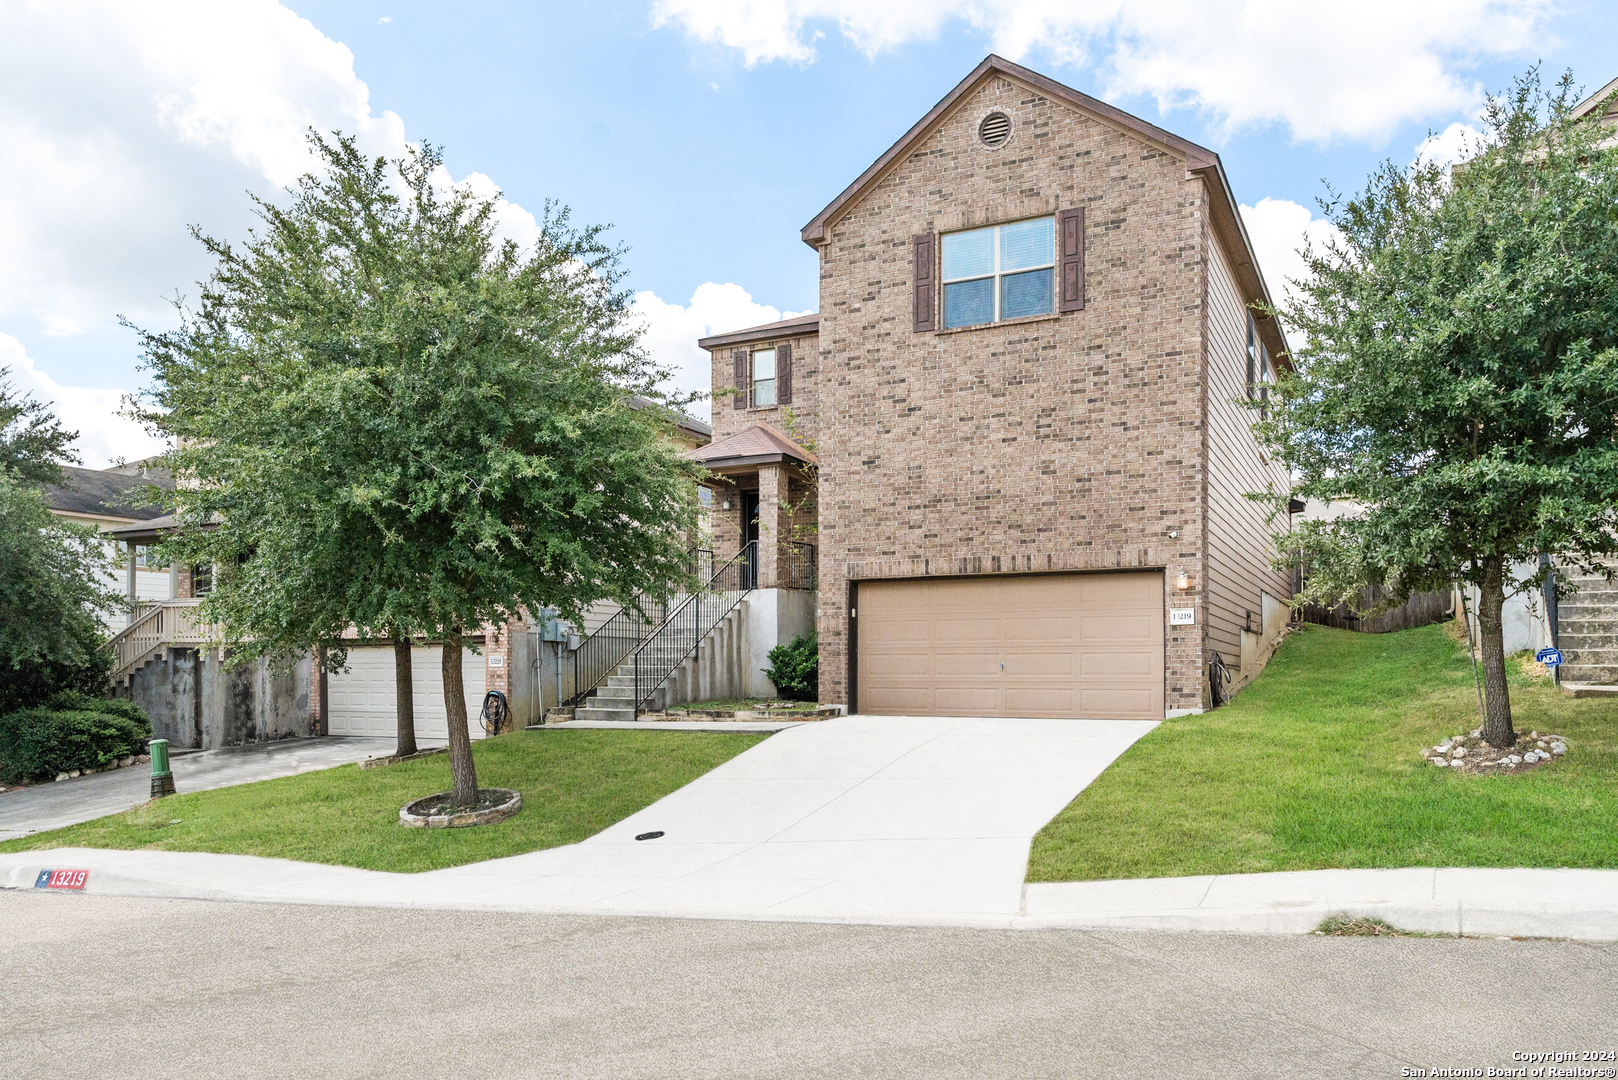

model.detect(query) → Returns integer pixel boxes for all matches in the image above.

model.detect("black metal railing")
[633,541,756,709]
[566,548,711,705]
[780,541,817,590]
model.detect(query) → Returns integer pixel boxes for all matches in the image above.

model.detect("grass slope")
[0,729,766,873]
[1029,623,1618,882]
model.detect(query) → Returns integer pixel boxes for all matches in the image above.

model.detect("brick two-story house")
[696,55,1293,719]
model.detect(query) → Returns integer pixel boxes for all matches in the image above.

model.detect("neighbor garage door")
[326,644,488,740]
[855,572,1164,720]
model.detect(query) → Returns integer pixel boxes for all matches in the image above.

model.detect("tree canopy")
[1261,70,1618,746]
[0,367,78,486]
[0,469,122,712]
[132,133,706,801]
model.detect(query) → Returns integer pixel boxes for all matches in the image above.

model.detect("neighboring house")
[685,55,1299,719]
[103,403,713,746]
[42,460,175,633]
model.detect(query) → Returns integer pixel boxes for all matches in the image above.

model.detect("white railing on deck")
[107,598,216,681]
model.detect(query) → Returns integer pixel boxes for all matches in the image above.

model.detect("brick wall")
[811,74,1210,712]
[706,332,821,446]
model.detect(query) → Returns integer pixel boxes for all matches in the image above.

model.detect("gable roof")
[1571,75,1618,123]
[43,465,174,522]
[697,312,820,351]
[798,54,1289,368]
[686,423,818,471]
[627,394,711,441]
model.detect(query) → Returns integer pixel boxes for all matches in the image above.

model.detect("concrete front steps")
[573,604,747,722]
[1555,566,1618,694]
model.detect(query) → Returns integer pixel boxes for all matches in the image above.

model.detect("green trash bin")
[150,738,176,798]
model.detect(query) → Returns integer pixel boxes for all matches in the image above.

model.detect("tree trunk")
[442,627,479,806]
[393,635,417,758]
[1477,556,1517,749]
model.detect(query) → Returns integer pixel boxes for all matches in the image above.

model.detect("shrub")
[764,631,818,701]
[45,689,151,726]
[0,707,151,784]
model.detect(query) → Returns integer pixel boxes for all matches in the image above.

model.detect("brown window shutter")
[1058,207,1085,312]
[912,232,935,332]
[777,342,792,405]
[732,348,747,409]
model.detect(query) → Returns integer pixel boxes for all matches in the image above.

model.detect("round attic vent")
[978,111,1012,148]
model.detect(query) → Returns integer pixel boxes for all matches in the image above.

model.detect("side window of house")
[1259,343,1274,421]
[135,545,166,570]
[941,217,1054,329]
[751,348,776,408]
[1246,314,1259,399]
[192,563,213,596]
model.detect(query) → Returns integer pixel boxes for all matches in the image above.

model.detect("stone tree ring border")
[977,111,1013,150]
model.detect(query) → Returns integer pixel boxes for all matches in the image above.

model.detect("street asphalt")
[0,736,398,840]
[3,890,1614,1079]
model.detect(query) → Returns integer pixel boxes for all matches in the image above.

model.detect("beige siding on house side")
[1203,231,1293,671]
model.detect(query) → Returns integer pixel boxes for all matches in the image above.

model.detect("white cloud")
[0,1,418,336]
[1415,120,1489,169]
[632,282,812,420]
[653,0,1555,142]
[1,333,166,469]
[0,0,547,467]
[1240,197,1342,346]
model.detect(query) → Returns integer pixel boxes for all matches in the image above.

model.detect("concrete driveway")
[523,714,1159,919]
[0,737,396,841]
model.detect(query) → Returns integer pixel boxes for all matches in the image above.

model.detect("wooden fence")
[1296,582,1453,634]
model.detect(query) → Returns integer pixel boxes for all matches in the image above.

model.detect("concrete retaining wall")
[122,649,312,749]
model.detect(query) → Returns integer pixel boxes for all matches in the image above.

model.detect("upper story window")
[751,348,776,408]
[192,563,213,596]
[1248,313,1274,418]
[941,217,1055,329]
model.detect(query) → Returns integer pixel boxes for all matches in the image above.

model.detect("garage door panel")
[1004,687,1077,715]
[933,687,1002,714]
[864,618,933,645]
[1081,688,1159,716]
[1005,651,1074,677]
[1080,649,1157,677]
[1005,616,1076,643]
[328,645,488,740]
[862,651,934,677]
[856,573,1164,720]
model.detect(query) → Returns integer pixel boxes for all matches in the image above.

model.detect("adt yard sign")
[34,869,88,891]
[1536,648,1564,667]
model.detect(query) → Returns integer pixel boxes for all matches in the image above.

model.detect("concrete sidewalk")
[3,715,1614,939]
[0,737,397,840]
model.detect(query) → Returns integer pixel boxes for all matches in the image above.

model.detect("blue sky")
[3,0,1615,464]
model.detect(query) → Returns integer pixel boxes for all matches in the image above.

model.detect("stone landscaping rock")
[1417,731,1569,775]
[399,788,522,829]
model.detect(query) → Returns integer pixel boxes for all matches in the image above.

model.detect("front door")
[741,490,760,589]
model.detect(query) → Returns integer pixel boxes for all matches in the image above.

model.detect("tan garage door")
[326,644,488,740]
[855,572,1164,720]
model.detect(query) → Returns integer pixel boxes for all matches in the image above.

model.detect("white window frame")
[941,217,1055,329]
[751,348,776,408]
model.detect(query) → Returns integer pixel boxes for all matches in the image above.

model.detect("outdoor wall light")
[722,500,731,510]
[1176,572,1191,590]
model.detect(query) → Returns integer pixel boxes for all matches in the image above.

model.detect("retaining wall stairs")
[1556,565,1618,688]
[573,604,748,721]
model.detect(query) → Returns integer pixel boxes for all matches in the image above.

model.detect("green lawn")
[1029,622,1618,883]
[0,729,766,873]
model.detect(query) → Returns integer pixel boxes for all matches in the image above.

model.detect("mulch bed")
[406,789,512,817]
[1421,728,1568,775]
